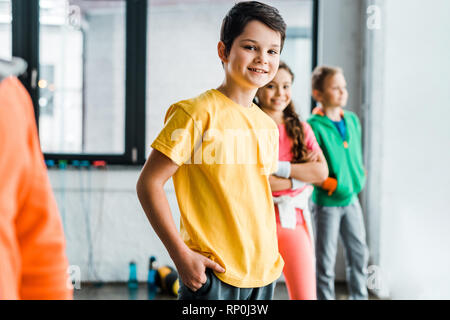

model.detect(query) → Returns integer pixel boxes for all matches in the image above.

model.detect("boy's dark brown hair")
[220,1,286,57]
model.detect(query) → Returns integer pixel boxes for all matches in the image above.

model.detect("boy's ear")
[217,41,228,64]
[312,89,322,102]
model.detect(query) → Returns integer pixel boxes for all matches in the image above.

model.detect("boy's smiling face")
[219,20,281,90]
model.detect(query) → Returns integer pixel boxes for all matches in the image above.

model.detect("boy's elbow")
[136,172,151,201]
[136,170,164,200]
[136,176,145,201]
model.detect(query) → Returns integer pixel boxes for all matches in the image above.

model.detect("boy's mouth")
[248,67,268,74]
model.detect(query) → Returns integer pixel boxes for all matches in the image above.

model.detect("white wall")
[375,0,450,299]
[49,168,180,282]
[318,0,364,117]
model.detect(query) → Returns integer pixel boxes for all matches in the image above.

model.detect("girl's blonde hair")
[311,65,343,92]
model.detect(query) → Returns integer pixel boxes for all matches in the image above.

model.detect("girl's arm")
[289,151,329,184]
[136,149,225,291]
[269,175,292,192]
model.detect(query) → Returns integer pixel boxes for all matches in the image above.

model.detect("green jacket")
[307,108,366,207]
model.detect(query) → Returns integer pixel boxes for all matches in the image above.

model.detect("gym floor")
[73,281,379,300]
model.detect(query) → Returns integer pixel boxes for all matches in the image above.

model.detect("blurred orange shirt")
[0,77,72,300]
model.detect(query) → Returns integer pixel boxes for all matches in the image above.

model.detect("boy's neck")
[216,81,258,108]
[322,105,343,121]
[261,108,283,125]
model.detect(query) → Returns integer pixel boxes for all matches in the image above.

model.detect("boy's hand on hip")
[174,249,225,292]
[321,177,337,196]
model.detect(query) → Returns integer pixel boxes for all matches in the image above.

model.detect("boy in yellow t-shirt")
[136,1,286,300]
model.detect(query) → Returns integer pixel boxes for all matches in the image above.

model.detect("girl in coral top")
[256,61,328,300]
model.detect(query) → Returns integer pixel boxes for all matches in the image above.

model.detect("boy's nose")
[254,52,269,64]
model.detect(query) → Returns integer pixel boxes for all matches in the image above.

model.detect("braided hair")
[278,62,309,163]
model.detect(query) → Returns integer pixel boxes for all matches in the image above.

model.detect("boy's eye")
[268,49,279,55]
[266,84,274,89]
[244,45,256,50]
[284,85,290,89]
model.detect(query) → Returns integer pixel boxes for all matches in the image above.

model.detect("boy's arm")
[136,149,225,292]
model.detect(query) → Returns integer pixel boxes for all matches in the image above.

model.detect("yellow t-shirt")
[151,89,284,288]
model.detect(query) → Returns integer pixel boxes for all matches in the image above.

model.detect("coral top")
[272,122,322,224]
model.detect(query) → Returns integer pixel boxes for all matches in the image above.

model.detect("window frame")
[311,0,319,111]
[11,0,147,165]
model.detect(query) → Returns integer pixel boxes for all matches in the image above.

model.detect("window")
[11,0,147,165]
[276,0,318,119]
[0,0,12,59]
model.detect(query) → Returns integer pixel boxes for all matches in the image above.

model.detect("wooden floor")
[73,281,380,300]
